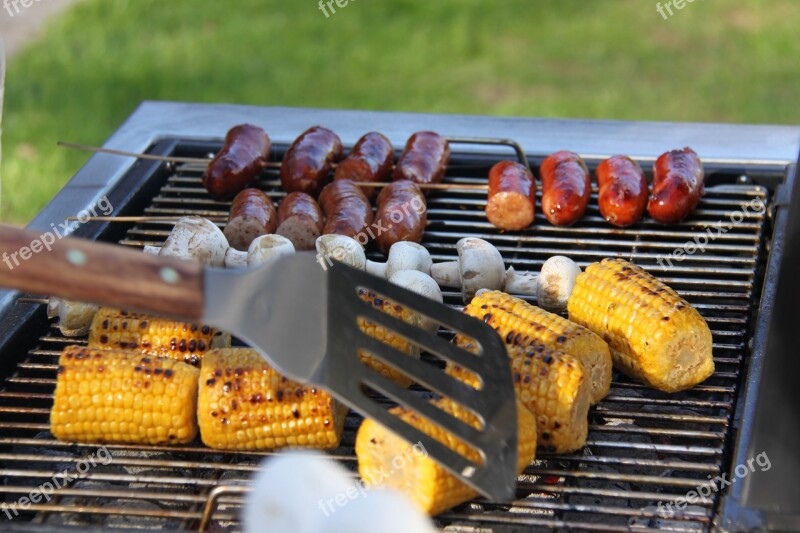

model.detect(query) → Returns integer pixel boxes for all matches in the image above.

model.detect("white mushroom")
[247,234,295,266]
[429,238,581,309]
[47,299,99,337]
[388,270,443,333]
[159,216,228,267]
[430,238,507,301]
[536,255,582,312]
[384,242,432,279]
[224,247,248,269]
[314,235,432,279]
[225,234,296,268]
[48,219,228,336]
[315,234,367,271]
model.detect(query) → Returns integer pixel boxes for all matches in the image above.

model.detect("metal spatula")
[0,225,518,500]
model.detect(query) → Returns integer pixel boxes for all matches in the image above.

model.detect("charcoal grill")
[1,103,799,532]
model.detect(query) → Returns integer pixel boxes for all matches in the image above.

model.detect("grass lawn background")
[2,0,799,222]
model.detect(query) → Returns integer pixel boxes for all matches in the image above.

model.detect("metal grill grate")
[0,141,770,532]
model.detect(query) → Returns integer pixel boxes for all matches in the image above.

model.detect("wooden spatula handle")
[0,225,204,320]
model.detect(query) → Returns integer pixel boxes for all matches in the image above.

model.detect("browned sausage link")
[203,124,271,199]
[374,180,427,254]
[540,151,591,226]
[648,147,704,224]
[223,188,278,251]
[392,132,449,194]
[280,126,344,195]
[275,192,324,251]
[485,161,536,231]
[596,155,649,227]
[333,132,394,200]
[318,180,374,242]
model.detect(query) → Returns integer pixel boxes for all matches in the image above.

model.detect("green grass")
[2,0,799,222]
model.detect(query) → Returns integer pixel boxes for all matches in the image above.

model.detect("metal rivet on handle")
[160,267,180,284]
[66,250,87,266]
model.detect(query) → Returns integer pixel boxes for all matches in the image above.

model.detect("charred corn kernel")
[450,336,590,454]
[567,258,714,392]
[465,290,611,404]
[356,397,536,516]
[88,307,230,366]
[197,348,348,450]
[357,289,420,387]
[50,345,199,445]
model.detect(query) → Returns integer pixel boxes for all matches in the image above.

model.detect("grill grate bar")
[0,142,770,532]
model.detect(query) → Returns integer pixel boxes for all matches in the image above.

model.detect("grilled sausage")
[540,151,591,226]
[275,192,324,251]
[203,124,271,199]
[223,189,278,251]
[319,180,374,241]
[648,147,704,224]
[596,155,649,227]
[334,132,394,199]
[392,132,449,193]
[485,161,536,231]
[374,180,427,254]
[280,126,344,195]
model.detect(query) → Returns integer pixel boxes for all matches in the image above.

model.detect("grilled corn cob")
[50,346,199,445]
[88,307,230,366]
[567,258,714,392]
[197,348,348,450]
[357,289,420,387]
[449,336,590,454]
[356,397,537,516]
[465,290,611,404]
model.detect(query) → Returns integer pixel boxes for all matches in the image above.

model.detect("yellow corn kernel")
[465,290,611,404]
[197,348,348,450]
[449,336,590,454]
[357,289,420,387]
[567,258,714,392]
[356,397,537,516]
[88,307,230,366]
[50,345,199,445]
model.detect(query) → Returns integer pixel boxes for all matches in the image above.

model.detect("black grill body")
[0,103,798,532]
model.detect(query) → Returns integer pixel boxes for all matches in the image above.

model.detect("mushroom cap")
[315,234,366,270]
[385,242,433,279]
[456,237,505,300]
[160,216,228,267]
[537,255,581,312]
[389,270,443,333]
[248,234,295,266]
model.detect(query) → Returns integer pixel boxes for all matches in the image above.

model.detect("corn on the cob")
[357,289,420,387]
[449,336,590,454]
[88,307,230,366]
[50,346,199,445]
[356,396,537,516]
[465,290,611,404]
[197,348,348,450]
[567,258,714,392]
